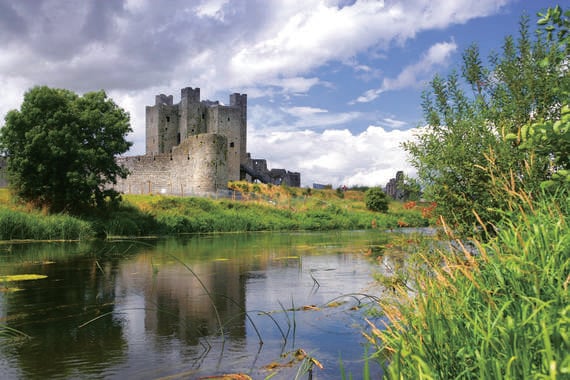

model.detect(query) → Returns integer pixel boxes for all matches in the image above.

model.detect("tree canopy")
[404,6,569,234]
[0,86,132,213]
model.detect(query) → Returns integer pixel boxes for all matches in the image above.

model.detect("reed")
[0,207,94,240]
[0,324,31,340]
[369,191,570,379]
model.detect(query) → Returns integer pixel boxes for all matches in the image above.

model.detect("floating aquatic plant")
[0,274,47,282]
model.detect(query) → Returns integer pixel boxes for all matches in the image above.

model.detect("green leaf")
[521,124,529,140]
[540,180,556,190]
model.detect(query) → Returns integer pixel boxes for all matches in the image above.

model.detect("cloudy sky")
[0,0,560,187]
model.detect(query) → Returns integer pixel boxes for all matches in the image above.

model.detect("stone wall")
[115,134,228,196]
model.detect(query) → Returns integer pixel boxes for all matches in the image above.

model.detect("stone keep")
[115,87,247,195]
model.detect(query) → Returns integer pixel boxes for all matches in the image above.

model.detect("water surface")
[0,231,396,379]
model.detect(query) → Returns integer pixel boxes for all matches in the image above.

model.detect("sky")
[0,0,562,188]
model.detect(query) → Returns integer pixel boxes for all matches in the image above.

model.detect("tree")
[0,86,132,213]
[365,187,389,212]
[403,9,567,234]
[519,6,570,189]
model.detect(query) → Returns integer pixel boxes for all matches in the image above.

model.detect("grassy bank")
[0,184,431,240]
[0,208,94,240]
[368,192,570,378]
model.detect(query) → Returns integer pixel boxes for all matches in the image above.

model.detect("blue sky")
[0,0,562,187]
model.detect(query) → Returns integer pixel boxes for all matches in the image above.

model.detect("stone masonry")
[113,86,300,196]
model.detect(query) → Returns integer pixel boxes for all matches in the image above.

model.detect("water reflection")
[0,231,397,379]
[0,244,127,379]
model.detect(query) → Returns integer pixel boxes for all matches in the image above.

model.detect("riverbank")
[0,184,432,240]
[369,193,570,378]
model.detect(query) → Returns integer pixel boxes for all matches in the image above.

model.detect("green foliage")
[365,187,389,213]
[396,175,422,201]
[0,207,94,240]
[374,192,570,379]
[0,86,132,213]
[404,9,567,233]
[335,187,345,199]
[97,203,158,238]
[0,185,431,239]
[519,6,570,190]
[348,185,370,192]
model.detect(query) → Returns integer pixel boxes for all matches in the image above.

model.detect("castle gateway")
[113,87,300,196]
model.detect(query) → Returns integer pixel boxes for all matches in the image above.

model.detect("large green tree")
[0,86,132,213]
[404,8,569,234]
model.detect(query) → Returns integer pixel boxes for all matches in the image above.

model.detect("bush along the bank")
[369,193,570,379]
[365,187,389,213]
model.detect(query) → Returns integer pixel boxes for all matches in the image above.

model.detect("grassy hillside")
[0,183,433,240]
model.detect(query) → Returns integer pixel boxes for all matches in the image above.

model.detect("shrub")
[365,187,389,212]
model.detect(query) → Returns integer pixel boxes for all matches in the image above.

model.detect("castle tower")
[230,93,247,170]
[179,87,207,141]
[146,93,178,154]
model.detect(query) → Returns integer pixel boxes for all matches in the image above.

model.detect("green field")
[0,183,431,240]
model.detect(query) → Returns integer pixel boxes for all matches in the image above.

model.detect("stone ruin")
[113,86,300,196]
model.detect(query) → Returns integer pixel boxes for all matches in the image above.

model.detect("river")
[0,230,401,379]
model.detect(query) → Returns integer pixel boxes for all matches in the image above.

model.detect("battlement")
[181,87,201,103]
[230,93,247,107]
[155,94,173,106]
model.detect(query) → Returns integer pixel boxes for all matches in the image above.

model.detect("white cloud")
[248,125,419,188]
[354,40,458,103]
[194,0,230,20]
[285,106,329,116]
[0,0,510,100]
[0,76,34,126]
[266,77,322,95]
[229,0,506,90]
[0,0,515,187]
[250,104,363,132]
[381,117,408,129]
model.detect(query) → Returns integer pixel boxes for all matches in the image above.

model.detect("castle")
[113,87,300,196]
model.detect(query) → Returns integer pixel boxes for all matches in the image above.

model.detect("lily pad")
[273,256,299,260]
[0,287,23,293]
[0,274,48,282]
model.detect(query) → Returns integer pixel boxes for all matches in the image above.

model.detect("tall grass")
[0,207,94,240]
[0,185,429,239]
[124,192,428,235]
[369,192,570,378]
